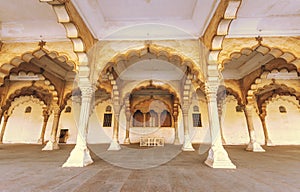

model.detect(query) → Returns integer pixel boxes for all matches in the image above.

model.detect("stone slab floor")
[0,144,299,192]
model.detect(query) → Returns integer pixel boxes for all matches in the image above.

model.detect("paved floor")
[0,144,299,192]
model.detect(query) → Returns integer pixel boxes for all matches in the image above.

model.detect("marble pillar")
[42,106,61,150]
[63,86,93,167]
[244,105,265,152]
[259,113,274,146]
[108,112,121,150]
[0,112,9,143]
[218,105,226,145]
[173,115,180,145]
[38,109,50,144]
[123,109,131,144]
[181,108,195,151]
[204,87,236,169]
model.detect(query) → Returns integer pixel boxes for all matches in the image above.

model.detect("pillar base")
[37,138,43,145]
[205,145,236,169]
[246,142,265,152]
[181,135,195,151]
[42,141,59,150]
[123,138,131,145]
[62,145,93,167]
[173,137,181,145]
[108,139,121,151]
[266,139,275,146]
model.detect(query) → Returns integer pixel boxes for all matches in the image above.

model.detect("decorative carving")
[255,36,263,45]
[80,86,94,98]
[38,40,46,49]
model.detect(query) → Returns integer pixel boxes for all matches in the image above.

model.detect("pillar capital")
[80,86,94,98]
[205,81,219,101]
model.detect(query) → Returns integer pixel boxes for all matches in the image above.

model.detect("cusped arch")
[101,45,205,83]
[222,86,243,105]
[0,48,77,85]
[127,80,180,103]
[264,95,300,111]
[7,96,45,116]
[2,85,55,113]
[221,45,300,72]
[246,69,299,103]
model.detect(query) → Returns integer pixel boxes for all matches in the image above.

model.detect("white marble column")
[181,107,195,151]
[173,115,180,145]
[108,110,121,150]
[63,86,93,167]
[38,109,50,144]
[204,86,236,169]
[259,113,274,146]
[42,105,61,150]
[0,112,9,143]
[123,109,131,144]
[218,105,226,145]
[244,105,265,152]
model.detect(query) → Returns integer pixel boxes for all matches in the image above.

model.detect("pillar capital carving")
[205,81,219,101]
[80,86,94,98]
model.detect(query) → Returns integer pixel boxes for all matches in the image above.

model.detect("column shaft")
[0,113,9,143]
[38,113,49,144]
[124,111,131,144]
[181,109,195,151]
[108,111,121,150]
[259,114,273,146]
[62,86,94,167]
[204,89,236,169]
[244,105,265,152]
[173,118,180,145]
[42,106,61,150]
